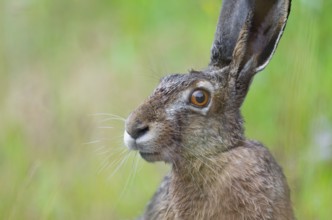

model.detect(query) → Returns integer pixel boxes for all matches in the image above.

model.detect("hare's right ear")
[210,0,291,73]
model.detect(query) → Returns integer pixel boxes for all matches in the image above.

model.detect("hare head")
[124,0,291,165]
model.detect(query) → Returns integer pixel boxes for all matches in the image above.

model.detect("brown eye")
[190,89,210,107]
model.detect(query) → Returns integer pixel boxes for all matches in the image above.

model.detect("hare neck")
[171,152,228,186]
[167,153,231,219]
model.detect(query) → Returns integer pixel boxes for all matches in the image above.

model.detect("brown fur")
[139,141,293,220]
[124,0,294,219]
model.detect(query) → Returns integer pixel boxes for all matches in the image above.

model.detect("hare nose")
[127,120,149,140]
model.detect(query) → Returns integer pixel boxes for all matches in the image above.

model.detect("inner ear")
[248,1,275,58]
[244,0,289,72]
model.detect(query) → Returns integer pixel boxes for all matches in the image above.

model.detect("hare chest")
[141,144,293,220]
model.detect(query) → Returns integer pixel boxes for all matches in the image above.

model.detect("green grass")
[0,0,331,219]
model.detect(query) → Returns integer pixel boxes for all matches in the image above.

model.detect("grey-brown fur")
[124,0,294,219]
[141,141,292,220]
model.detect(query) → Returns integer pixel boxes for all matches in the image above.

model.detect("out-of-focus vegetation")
[0,0,331,219]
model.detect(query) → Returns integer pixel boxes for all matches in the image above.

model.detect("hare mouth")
[139,151,161,162]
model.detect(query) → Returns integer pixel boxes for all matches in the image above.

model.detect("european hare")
[124,0,294,219]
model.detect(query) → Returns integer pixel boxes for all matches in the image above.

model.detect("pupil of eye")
[195,91,205,103]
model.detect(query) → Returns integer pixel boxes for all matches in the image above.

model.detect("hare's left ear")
[210,0,291,73]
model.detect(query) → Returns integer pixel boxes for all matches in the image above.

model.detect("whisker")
[99,154,118,174]
[97,147,128,173]
[84,139,104,145]
[97,126,114,129]
[84,137,124,145]
[94,145,111,155]
[107,152,131,180]
[96,145,125,156]
[98,117,126,123]
[119,152,140,199]
[91,112,126,119]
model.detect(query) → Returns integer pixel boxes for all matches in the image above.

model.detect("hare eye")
[190,89,210,108]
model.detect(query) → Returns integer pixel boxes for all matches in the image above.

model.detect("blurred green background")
[0,0,331,219]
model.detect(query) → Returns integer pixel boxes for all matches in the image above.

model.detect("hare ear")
[210,0,291,72]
